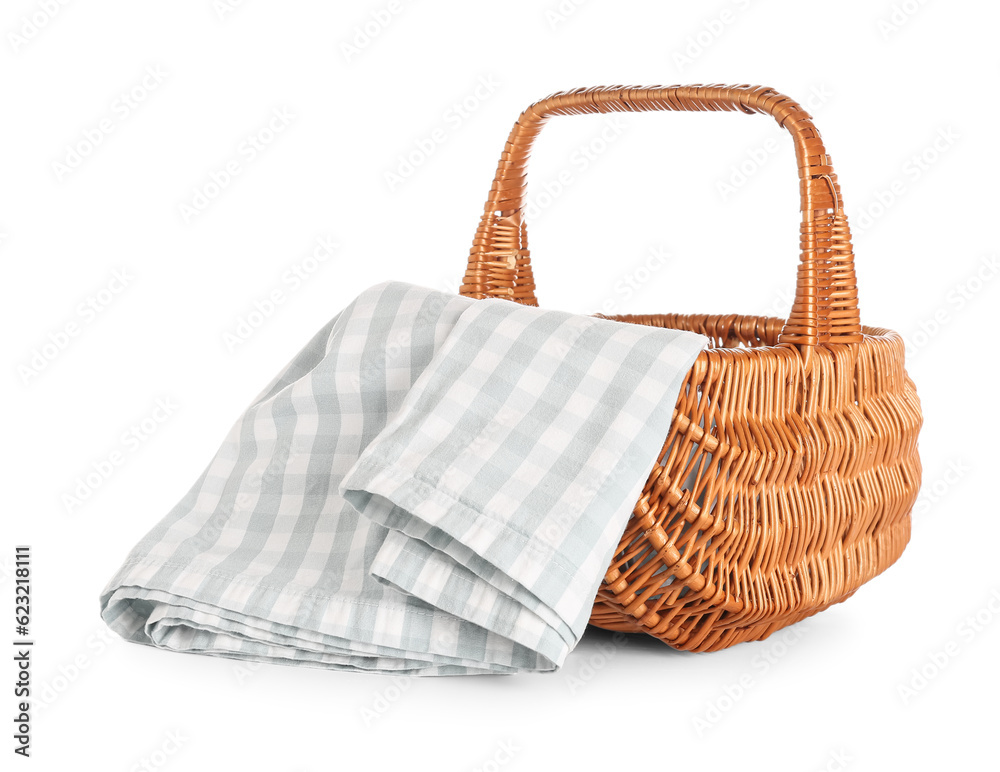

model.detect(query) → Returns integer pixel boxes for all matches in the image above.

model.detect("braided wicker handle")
[461,84,861,348]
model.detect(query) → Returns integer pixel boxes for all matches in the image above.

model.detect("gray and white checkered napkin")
[100,282,708,674]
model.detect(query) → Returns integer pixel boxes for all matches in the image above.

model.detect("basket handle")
[460,84,862,348]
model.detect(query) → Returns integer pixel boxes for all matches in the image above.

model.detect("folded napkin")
[100,282,708,675]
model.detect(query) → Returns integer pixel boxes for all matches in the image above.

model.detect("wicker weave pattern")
[460,85,922,652]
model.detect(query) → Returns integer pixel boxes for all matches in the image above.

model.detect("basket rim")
[595,312,904,355]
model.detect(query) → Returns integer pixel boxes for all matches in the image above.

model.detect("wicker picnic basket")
[459,84,922,653]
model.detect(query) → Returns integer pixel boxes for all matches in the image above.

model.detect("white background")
[2,1,997,770]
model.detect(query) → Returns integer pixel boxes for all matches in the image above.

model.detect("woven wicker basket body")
[460,85,923,652]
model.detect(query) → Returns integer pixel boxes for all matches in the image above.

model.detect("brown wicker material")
[460,85,922,652]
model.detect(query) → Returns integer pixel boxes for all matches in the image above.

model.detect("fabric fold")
[100,281,708,675]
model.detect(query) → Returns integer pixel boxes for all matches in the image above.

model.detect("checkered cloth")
[100,282,707,674]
